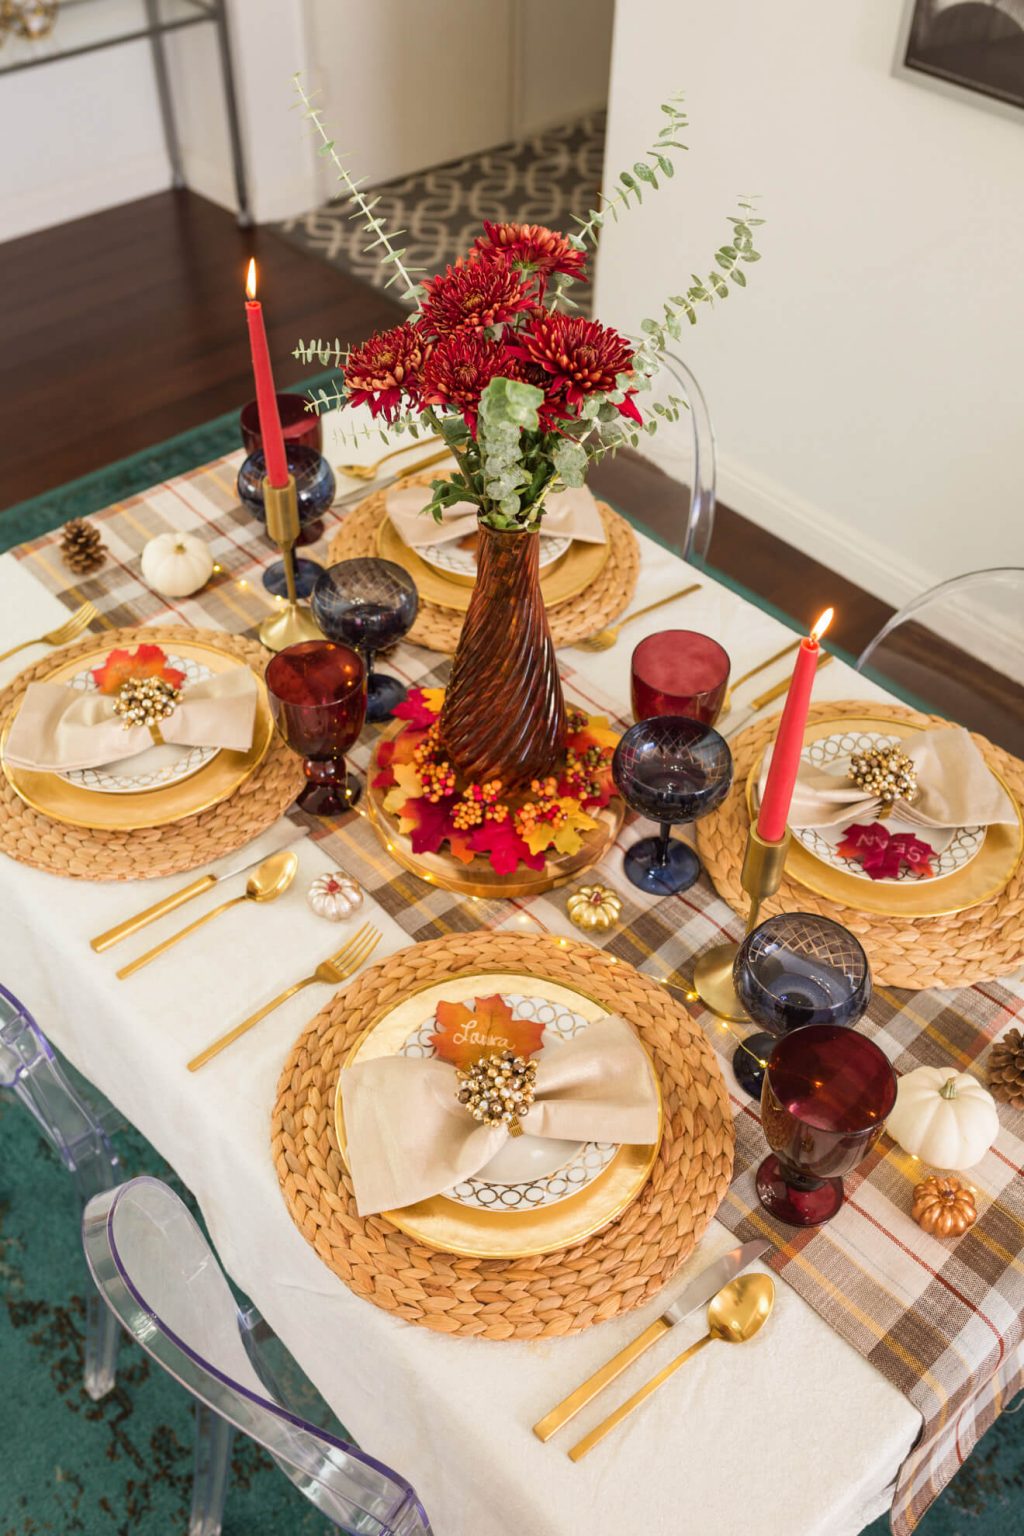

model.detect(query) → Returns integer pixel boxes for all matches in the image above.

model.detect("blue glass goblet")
[612,716,733,896]
[311,559,419,722]
[731,912,872,1099]
[237,444,336,597]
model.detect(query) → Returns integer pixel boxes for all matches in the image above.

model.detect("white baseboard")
[715,454,935,611]
[1,155,172,242]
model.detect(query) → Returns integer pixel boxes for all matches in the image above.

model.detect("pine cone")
[988,1028,1024,1109]
[60,519,106,575]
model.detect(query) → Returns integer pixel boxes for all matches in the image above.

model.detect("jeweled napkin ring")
[456,1052,537,1136]
[848,743,917,815]
[113,676,182,741]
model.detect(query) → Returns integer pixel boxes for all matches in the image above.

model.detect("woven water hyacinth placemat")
[0,625,304,881]
[271,932,734,1339]
[328,480,640,654]
[696,700,1024,989]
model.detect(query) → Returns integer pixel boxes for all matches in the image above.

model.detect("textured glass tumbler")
[757,1023,896,1226]
[311,559,419,722]
[631,630,730,725]
[731,913,872,1099]
[612,716,733,896]
[265,641,366,816]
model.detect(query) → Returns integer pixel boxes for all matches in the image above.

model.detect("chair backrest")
[587,348,716,564]
[855,568,1024,757]
[82,1177,433,1536]
[0,982,118,1198]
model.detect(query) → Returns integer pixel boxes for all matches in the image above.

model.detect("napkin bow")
[386,483,607,549]
[339,1014,659,1217]
[5,669,258,772]
[760,725,1016,831]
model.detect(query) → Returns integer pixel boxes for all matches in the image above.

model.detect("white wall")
[594,0,1024,605]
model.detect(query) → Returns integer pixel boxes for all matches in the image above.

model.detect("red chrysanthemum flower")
[507,312,642,424]
[419,256,535,338]
[344,323,429,422]
[472,222,588,287]
[420,333,521,434]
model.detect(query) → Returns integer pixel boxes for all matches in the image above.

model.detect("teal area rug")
[2,1094,1023,1534]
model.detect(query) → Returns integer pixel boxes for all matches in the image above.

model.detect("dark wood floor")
[0,189,891,657]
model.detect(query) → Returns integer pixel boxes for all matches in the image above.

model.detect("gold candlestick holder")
[258,475,325,653]
[692,824,792,1021]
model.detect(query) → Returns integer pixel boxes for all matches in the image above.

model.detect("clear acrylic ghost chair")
[0,982,121,1399]
[588,348,716,564]
[856,568,1024,757]
[83,1177,433,1536]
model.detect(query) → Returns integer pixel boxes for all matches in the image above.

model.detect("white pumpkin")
[886,1066,999,1171]
[307,871,363,921]
[141,532,214,597]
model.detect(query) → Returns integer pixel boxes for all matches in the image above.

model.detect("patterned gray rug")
[277,112,605,311]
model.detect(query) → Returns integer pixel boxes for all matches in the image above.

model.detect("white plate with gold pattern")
[57,654,220,795]
[417,531,570,585]
[793,730,984,885]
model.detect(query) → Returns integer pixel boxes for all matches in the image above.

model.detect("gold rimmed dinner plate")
[375,513,610,613]
[0,638,274,832]
[335,970,662,1259]
[745,715,1023,918]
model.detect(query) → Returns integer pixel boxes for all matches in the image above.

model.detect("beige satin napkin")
[5,669,258,772]
[758,726,1016,831]
[386,482,607,548]
[339,1014,659,1217]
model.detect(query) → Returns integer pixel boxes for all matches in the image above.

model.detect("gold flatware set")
[577,584,703,652]
[0,600,99,664]
[336,435,443,480]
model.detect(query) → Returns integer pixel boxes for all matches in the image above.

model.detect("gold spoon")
[116,850,299,979]
[568,1273,775,1460]
[576,583,702,652]
[336,435,443,480]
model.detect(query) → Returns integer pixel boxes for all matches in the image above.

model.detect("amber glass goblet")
[757,1023,897,1227]
[631,631,731,725]
[265,641,366,816]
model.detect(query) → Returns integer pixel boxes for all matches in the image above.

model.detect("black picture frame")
[895,0,1024,117]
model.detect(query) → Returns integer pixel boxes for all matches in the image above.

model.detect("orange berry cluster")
[566,707,589,733]
[451,779,507,830]
[563,743,608,801]
[514,781,568,841]
[412,722,457,802]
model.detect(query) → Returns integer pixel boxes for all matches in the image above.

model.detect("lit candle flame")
[811,607,834,644]
[245,258,257,301]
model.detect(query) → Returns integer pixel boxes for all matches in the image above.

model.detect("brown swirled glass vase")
[439,523,566,787]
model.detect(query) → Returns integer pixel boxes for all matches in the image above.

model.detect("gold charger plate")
[745,714,1024,918]
[0,637,274,833]
[376,513,610,613]
[334,969,663,1259]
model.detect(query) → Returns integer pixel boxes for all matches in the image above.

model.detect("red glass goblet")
[631,631,730,725]
[265,641,366,817]
[757,1024,897,1227]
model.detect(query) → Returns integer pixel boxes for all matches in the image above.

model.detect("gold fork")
[0,600,99,665]
[576,584,702,652]
[336,435,443,480]
[186,924,381,1073]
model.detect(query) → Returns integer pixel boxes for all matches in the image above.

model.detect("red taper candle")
[244,258,290,489]
[756,608,834,842]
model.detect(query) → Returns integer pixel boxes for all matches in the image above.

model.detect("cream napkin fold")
[339,1014,659,1217]
[5,669,258,772]
[386,483,607,548]
[758,726,1016,831]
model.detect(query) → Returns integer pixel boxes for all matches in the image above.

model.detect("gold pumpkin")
[911,1175,977,1238]
[567,884,622,933]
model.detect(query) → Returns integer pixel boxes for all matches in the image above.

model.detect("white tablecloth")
[0,519,921,1536]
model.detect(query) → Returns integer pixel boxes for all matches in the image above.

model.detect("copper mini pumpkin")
[911,1175,977,1238]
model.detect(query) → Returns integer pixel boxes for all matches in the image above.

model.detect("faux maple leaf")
[552,800,598,855]
[836,823,890,861]
[92,644,185,695]
[393,688,443,728]
[400,795,456,855]
[383,761,425,819]
[372,739,397,788]
[890,832,936,879]
[430,994,544,1067]
[470,821,546,875]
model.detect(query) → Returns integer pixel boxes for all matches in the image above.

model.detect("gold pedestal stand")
[692,826,792,1021]
[258,475,324,653]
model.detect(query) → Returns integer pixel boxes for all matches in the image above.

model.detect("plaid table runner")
[11,451,1024,1534]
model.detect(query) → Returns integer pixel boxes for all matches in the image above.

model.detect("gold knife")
[89,834,305,953]
[532,1239,769,1441]
[749,650,832,712]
